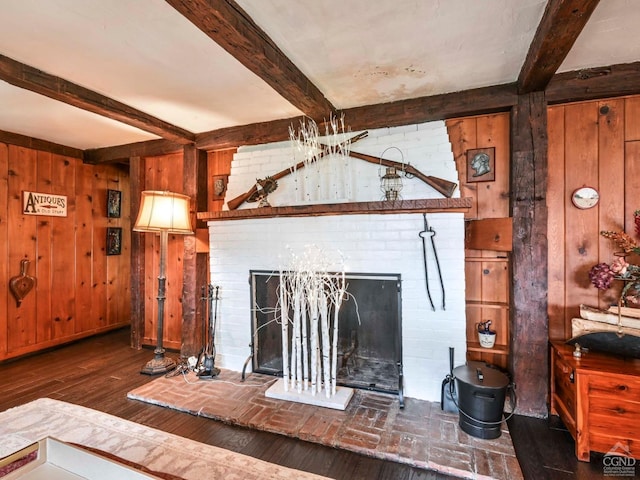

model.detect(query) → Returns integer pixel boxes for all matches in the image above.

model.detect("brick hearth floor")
[127,369,523,480]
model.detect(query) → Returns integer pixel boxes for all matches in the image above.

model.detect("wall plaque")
[22,191,67,217]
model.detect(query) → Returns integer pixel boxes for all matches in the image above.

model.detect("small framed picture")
[106,227,122,255]
[107,189,122,218]
[212,175,228,199]
[466,147,495,183]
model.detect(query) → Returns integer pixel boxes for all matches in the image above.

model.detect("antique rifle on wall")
[346,150,457,198]
[226,131,458,210]
[226,131,369,210]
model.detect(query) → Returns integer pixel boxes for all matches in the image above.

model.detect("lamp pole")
[141,229,176,374]
[135,190,192,375]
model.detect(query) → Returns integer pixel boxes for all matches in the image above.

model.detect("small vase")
[478,331,496,349]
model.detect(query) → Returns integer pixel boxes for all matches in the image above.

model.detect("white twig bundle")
[278,246,347,398]
[289,115,352,203]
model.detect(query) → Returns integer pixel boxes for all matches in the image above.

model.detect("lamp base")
[141,354,176,375]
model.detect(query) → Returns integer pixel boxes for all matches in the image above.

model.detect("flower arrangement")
[589,210,640,306]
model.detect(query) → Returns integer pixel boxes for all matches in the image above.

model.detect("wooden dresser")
[550,341,640,461]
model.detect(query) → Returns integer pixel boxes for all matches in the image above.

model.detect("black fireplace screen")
[249,270,403,397]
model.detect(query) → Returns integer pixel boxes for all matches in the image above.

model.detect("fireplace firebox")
[248,270,404,404]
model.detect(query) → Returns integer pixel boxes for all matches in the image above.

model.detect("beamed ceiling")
[0,0,638,163]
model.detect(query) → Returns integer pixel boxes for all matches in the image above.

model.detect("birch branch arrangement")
[278,246,350,397]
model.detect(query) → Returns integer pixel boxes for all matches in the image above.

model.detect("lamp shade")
[133,190,193,234]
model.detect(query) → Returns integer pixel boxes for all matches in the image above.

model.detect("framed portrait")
[466,147,495,183]
[107,189,122,218]
[106,227,122,255]
[212,174,228,199]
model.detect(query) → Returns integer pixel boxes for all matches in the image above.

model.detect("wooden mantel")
[197,198,472,221]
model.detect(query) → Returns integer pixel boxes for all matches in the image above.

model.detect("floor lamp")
[134,190,193,375]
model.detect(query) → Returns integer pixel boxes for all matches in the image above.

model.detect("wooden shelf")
[465,257,509,262]
[466,301,510,309]
[197,198,472,221]
[467,341,509,355]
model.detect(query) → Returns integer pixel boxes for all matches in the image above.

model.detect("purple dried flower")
[589,262,615,290]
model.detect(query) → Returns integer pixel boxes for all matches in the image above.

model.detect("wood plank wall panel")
[207,149,235,213]
[598,99,626,311]
[92,167,109,328]
[624,141,640,261]
[546,106,566,340]
[547,96,639,340]
[624,97,640,141]
[7,146,38,353]
[141,152,185,351]
[0,144,7,357]
[180,145,201,357]
[35,151,53,343]
[563,102,600,324]
[50,155,76,339]
[75,163,94,333]
[447,118,478,219]
[107,169,131,327]
[475,114,510,219]
[0,142,130,361]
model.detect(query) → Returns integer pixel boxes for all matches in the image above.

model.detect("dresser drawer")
[587,373,640,448]
[553,350,576,420]
[587,373,640,401]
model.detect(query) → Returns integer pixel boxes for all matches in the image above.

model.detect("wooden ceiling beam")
[0,129,84,159]
[517,0,601,94]
[196,116,304,150]
[342,83,518,132]
[546,61,640,104]
[196,83,519,150]
[83,138,184,164]
[83,59,640,161]
[0,54,195,145]
[165,0,335,120]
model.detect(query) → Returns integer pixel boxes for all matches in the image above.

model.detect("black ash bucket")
[453,362,510,439]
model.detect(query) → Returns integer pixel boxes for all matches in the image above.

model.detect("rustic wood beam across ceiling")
[196,83,519,150]
[342,83,519,132]
[83,138,184,164]
[546,61,640,104]
[165,0,335,120]
[70,61,640,163]
[517,0,601,94]
[0,54,196,145]
[0,129,84,159]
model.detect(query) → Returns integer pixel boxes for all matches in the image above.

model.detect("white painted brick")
[208,121,465,402]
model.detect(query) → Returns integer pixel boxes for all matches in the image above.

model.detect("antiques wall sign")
[22,191,67,217]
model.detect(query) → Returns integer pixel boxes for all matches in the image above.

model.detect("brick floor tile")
[128,369,523,480]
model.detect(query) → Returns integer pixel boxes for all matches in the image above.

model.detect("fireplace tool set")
[197,284,221,379]
[419,213,445,311]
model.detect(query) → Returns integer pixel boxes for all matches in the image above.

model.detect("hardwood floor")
[0,328,620,479]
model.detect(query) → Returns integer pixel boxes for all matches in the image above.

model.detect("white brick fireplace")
[207,121,466,402]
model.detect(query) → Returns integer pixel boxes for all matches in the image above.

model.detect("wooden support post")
[510,91,549,417]
[129,156,145,349]
[181,144,206,357]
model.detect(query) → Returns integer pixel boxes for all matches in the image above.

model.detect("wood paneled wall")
[447,114,511,369]
[548,96,640,339]
[138,152,186,350]
[136,148,234,353]
[0,143,130,361]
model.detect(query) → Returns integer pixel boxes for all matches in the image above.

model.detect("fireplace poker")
[195,284,209,370]
[198,284,221,379]
[418,214,446,311]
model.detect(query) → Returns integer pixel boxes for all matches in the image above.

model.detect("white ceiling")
[0,0,637,150]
